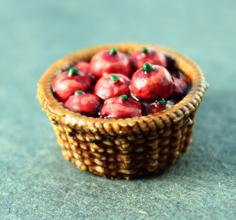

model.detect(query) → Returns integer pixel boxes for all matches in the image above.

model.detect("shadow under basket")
[37,43,208,179]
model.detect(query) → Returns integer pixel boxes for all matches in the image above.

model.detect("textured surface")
[0,0,236,219]
[37,43,207,179]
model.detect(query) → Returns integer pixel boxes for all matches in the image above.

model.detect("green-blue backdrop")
[0,0,235,219]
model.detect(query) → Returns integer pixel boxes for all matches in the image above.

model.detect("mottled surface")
[0,0,236,219]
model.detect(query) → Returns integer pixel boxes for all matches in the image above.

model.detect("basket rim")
[37,42,208,131]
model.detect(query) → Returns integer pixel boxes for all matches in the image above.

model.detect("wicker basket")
[37,43,208,179]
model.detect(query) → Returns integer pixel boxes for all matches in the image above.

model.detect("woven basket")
[37,43,208,179]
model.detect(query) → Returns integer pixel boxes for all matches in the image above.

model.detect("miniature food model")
[130,47,168,69]
[51,67,92,102]
[64,90,101,116]
[172,76,189,100]
[100,95,142,119]
[94,74,130,100]
[145,98,167,114]
[51,49,190,118]
[130,63,174,102]
[90,48,132,78]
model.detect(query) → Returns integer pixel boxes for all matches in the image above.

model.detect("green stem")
[74,90,84,95]
[110,75,119,82]
[68,67,79,77]
[143,62,154,74]
[158,97,165,104]
[141,47,148,54]
[120,94,128,100]
[109,48,117,56]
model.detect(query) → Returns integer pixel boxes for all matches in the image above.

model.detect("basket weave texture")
[37,43,208,179]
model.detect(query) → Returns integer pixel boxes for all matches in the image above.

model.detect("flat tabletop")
[0,0,235,219]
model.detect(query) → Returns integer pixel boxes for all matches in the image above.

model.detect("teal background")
[0,0,236,219]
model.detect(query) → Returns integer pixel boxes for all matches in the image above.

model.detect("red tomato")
[94,74,130,100]
[64,91,101,116]
[130,47,167,69]
[100,95,142,119]
[130,63,173,102]
[51,67,92,102]
[90,48,132,78]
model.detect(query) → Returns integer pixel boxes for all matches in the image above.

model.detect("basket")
[37,43,208,179]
